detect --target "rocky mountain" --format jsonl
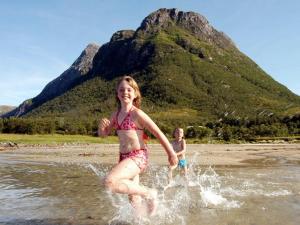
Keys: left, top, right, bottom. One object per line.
{"left": 3, "top": 43, "right": 100, "bottom": 117}
{"left": 0, "top": 105, "right": 16, "bottom": 116}
{"left": 3, "top": 8, "right": 300, "bottom": 122}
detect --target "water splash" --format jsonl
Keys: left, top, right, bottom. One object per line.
{"left": 87, "top": 163, "right": 108, "bottom": 178}
{"left": 86, "top": 153, "right": 298, "bottom": 225}
{"left": 1, "top": 153, "right": 298, "bottom": 225}
{"left": 87, "top": 164, "right": 102, "bottom": 177}
{"left": 87, "top": 155, "right": 243, "bottom": 224}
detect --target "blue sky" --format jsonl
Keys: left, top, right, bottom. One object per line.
{"left": 1, "top": 0, "right": 299, "bottom": 106}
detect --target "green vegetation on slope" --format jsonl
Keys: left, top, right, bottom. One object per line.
{"left": 2, "top": 19, "right": 299, "bottom": 140}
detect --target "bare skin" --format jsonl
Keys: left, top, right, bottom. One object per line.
{"left": 168, "top": 128, "right": 188, "bottom": 184}
{"left": 98, "top": 80, "right": 178, "bottom": 216}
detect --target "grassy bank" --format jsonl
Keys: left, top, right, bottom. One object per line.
{"left": 0, "top": 133, "right": 118, "bottom": 145}
{"left": 0, "top": 133, "right": 236, "bottom": 145}
{"left": 1, "top": 133, "right": 299, "bottom": 145}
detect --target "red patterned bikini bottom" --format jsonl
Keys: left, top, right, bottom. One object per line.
{"left": 119, "top": 148, "right": 148, "bottom": 172}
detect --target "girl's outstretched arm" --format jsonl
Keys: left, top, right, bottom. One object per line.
{"left": 98, "top": 112, "right": 116, "bottom": 137}
{"left": 136, "top": 110, "right": 178, "bottom": 166}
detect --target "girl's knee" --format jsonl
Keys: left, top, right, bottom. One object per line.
{"left": 104, "top": 176, "right": 117, "bottom": 191}
{"left": 105, "top": 176, "right": 129, "bottom": 193}
{"left": 129, "top": 194, "right": 141, "bottom": 204}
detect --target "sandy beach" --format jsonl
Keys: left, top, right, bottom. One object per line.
{"left": 1, "top": 143, "right": 300, "bottom": 167}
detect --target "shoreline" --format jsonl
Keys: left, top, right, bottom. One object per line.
{"left": 1, "top": 143, "right": 300, "bottom": 167}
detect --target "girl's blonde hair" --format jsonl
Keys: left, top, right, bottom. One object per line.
{"left": 116, "top": 75, "right": 142, "bottom": 108}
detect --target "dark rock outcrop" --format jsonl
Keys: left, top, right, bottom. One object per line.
{"left": 110, "top": 30, "right": 135, "bottom": 42}
{"left": 137, "top": 8, "right": 236, "bottom": 49}
{"left": 90, "top": 30, "right": 154, "bottom": 80}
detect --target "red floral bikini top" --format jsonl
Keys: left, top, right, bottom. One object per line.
{"left": 115, "top": 107, "right": 143, "bottom": 131}
{"left": 114, "top": 107, "right": 150, "bottom": 141}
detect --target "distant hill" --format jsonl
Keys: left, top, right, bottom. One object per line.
{"left": 0, "top": 105, "right": 16, "bottom": 116}
{"left": 2, "top": 8, "right": 300, "bottom": 124}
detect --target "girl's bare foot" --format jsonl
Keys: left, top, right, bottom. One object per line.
{"left": 146, "top": 189, "right": 158, "bottom": 216}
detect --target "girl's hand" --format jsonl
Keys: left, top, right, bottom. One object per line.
{"left": 169, "top": 164, "right": 177, "bottom": 170}
{"left": 99, "top": 118, "right": 110, "bottom": 136}
{"left": 168, "top": 153, "right": 178, "bottom": 167}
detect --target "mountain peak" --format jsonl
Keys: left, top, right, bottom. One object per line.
{"left": 140, "top": 8, "right": 208, "bottom": 29}
{"left": 139, "top": 8, "right": 235, "bottom": 48}
{"left": 72, "top": 43, "right": 100, "bottom": 74}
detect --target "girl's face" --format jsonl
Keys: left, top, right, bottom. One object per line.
{"left": 174, "top": 128, "right": 184, "bottom": 139}
{"left": 117, "top": 80, "right": 137, "bottom": 105}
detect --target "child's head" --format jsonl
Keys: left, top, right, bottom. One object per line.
{"left": 173, "top": 127, "right": 184, "bottom": 139}
{"left": 116, "top": 76, "right": 141, "bottom": 108}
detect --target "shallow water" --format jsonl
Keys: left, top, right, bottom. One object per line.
{"left": 0, "top": 153, "right": 299, "bottom": 225}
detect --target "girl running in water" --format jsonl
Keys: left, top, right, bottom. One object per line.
{"left": 98, "top": 76, "right": 178, "bottom": 216}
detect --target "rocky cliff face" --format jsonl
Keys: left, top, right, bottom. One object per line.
{"left": 35, "top": 43, "right": 100, "bottom": 103}
{"left": 137, "top": 8, "right": 236, "bottom": 49}
{"left": 90, "top": 29, "right": 154, "bottom": 80}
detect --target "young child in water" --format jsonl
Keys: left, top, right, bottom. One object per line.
{"left": 168, "top": 128, "right": 188, "bottom": 184}
{"left": 98, "top": 75, "right": 178, "bottom": 216}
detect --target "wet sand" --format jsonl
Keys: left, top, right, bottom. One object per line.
{"left": 1, "top": 143, "right": 300, "bottom": 166}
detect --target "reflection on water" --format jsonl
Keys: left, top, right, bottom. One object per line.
{"left": 0, "top": 153, "right": 299, "bottom": 225}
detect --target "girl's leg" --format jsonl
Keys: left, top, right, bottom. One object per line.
{"left": 128, "top": 175, "right": 146, "bottom": 216}
{"left": 105, "top": 158, "right": 157, "bottom": 215}
{"left": 105, "top": 158, "right": 148, "bottom": 196}
{"left": 183, "top": 165, "right": 188, "bottom": 184}
{"left": 184, "top": 165, "right": 188, "bottom": 177}
{"left": 128, "top": 175, "right": 142, "bottom": 208}
{"left": 168, "top": 165, "right": 177, "bottom": 184}
{"left": 128, "top": 175, "right": 141, "bottom": 204}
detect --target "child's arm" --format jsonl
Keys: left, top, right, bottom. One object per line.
{"left": 136, "top": 110, "right": 178, "bottom": 166}
{"left": 98, "top": 112, "right": 116, "bottom": 137}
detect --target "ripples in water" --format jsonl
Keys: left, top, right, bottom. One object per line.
{"left": 0, "top": 153, "right": 299, "bottom": 225}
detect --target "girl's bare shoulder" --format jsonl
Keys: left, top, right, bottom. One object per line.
{"left": 131, "top": 107, "right": 152, "bottom": 128}
{"left": 131, "top": 107, "right": 147, "bottom": 118}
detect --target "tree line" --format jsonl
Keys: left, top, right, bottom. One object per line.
{"left": 0, "top": 117, "right": 99, "bottom": 135}
{"left": 0, "top": 114, "right": 299, "bottom": 142}
{"left": 182, "top": 114, "right": 300, "bottom": 141}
